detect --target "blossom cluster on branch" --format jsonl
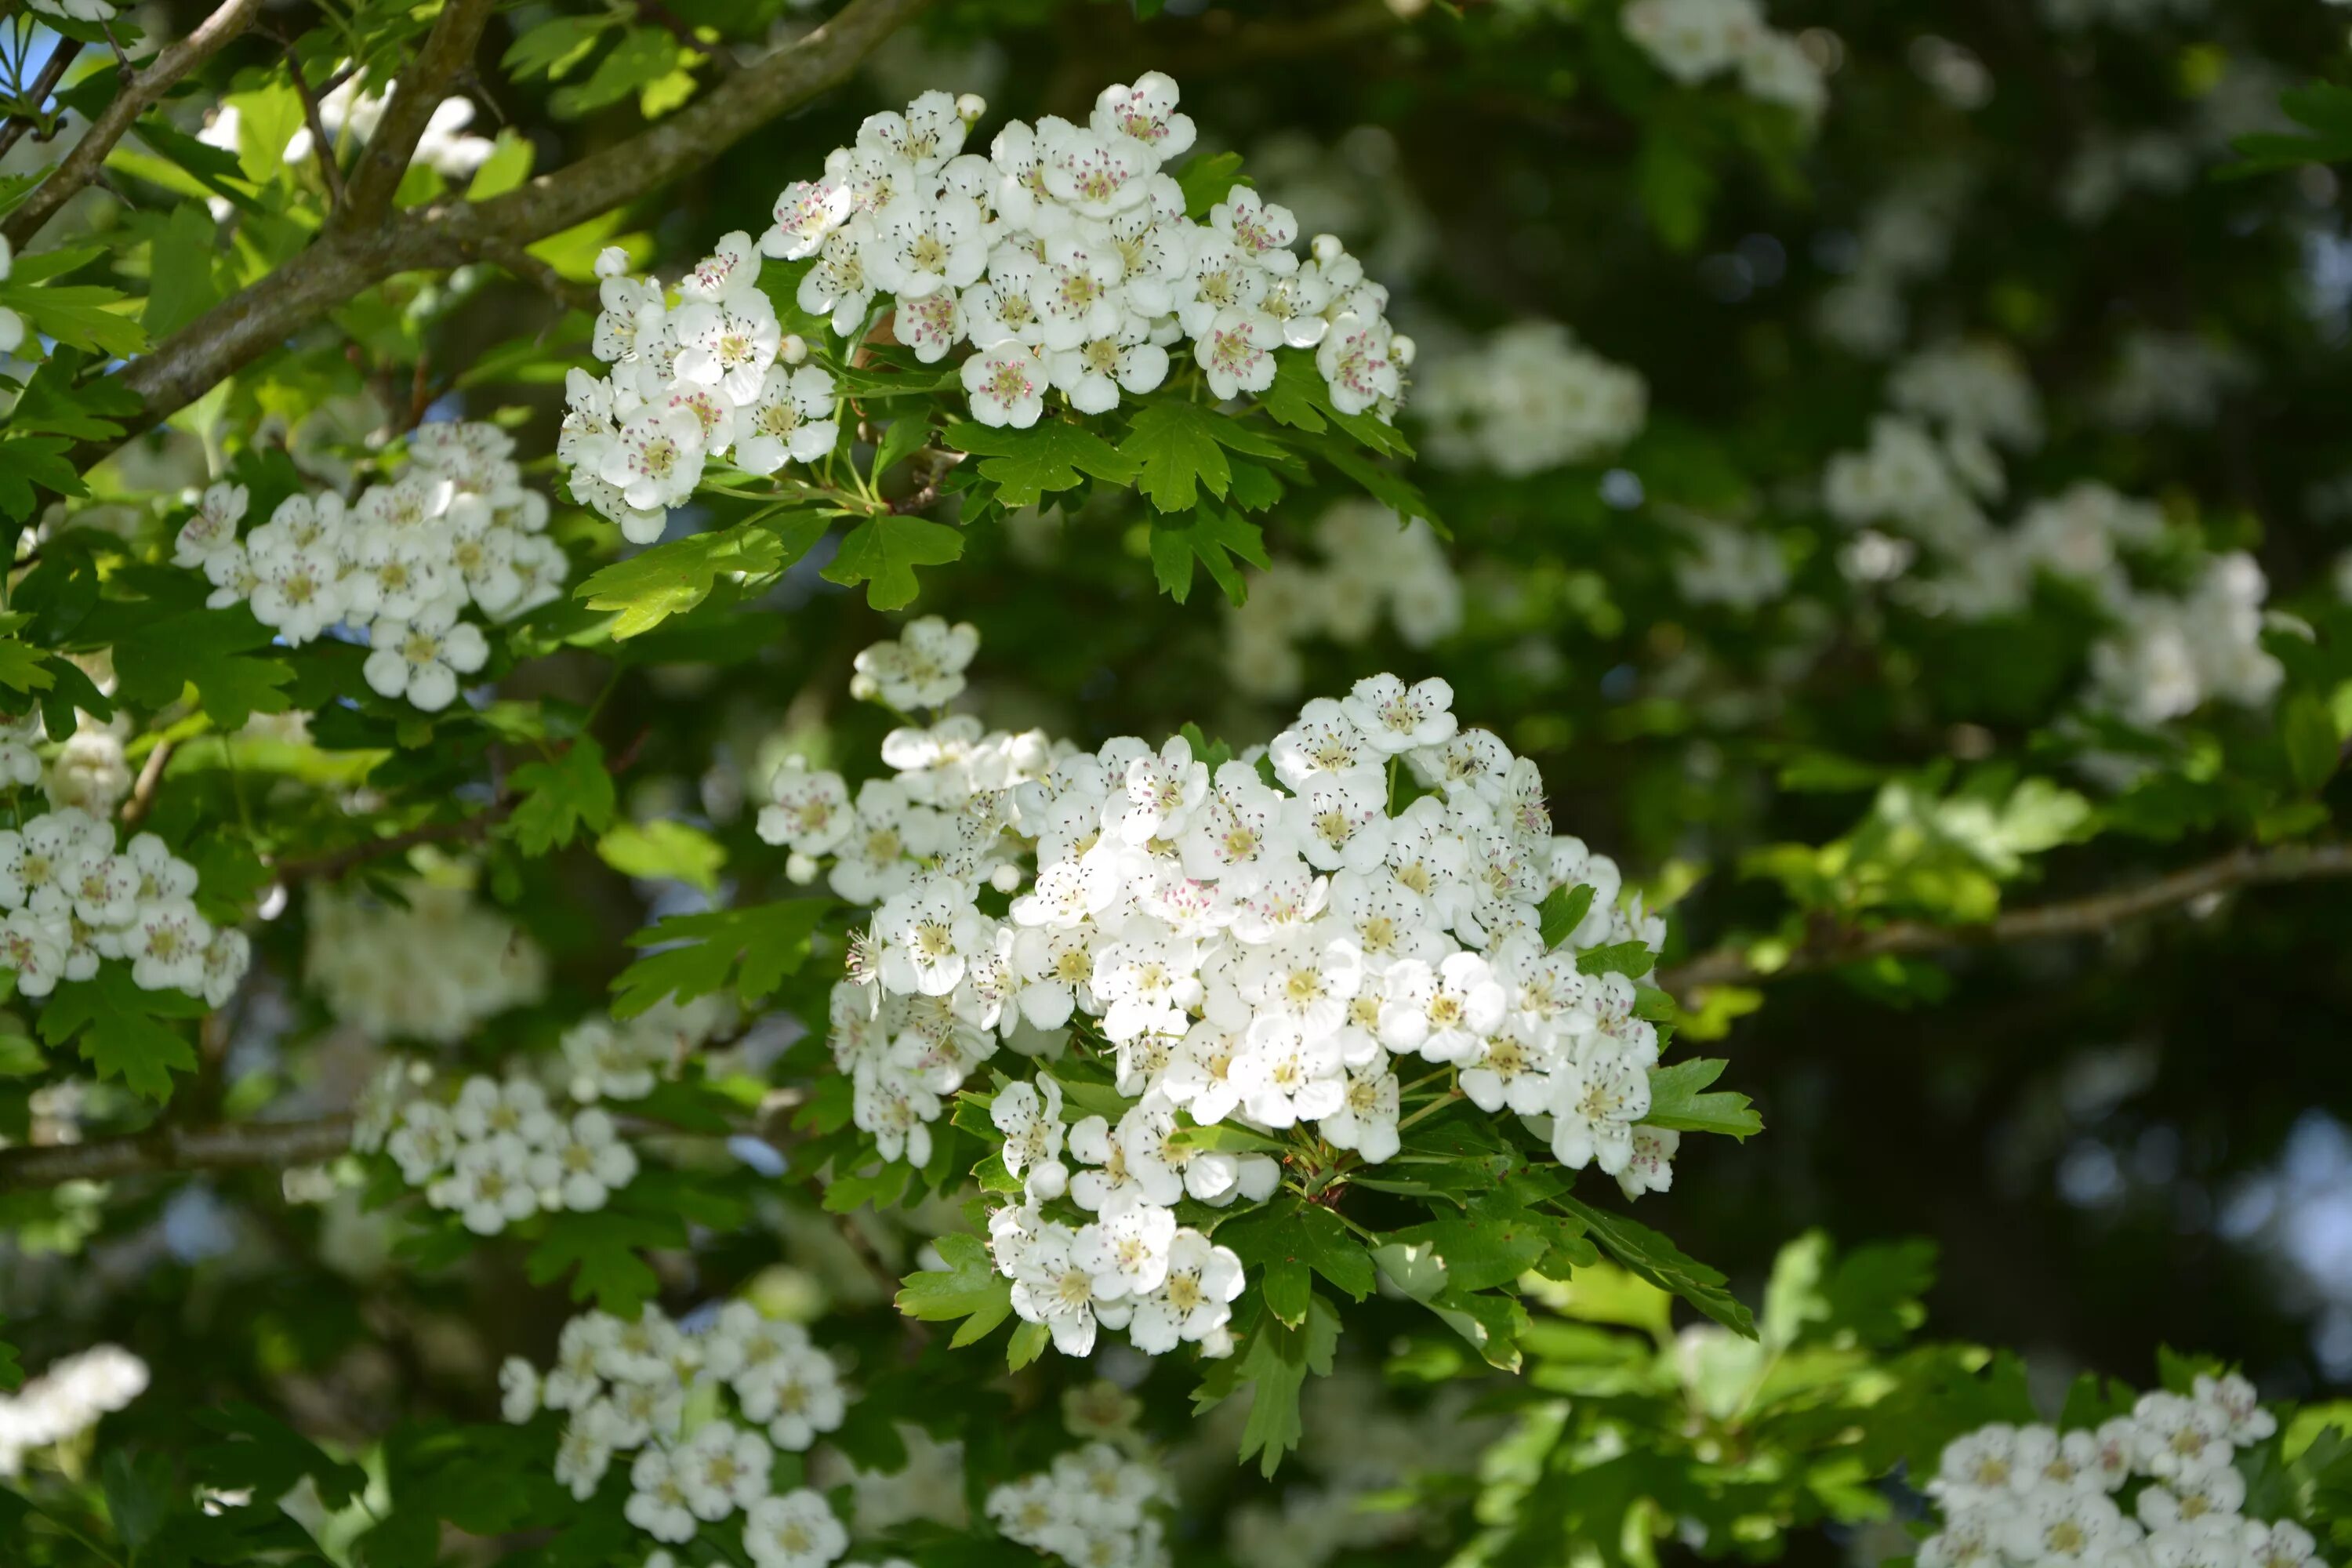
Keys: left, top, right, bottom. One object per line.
{"left": 0, "top": 806, "right": 248, "bottom": 1004}
{"left": 174, "top": 423, "right": 567, "bottom": 712}
{"left": 556, "top": 73, "right": 1407, "bottom": 542}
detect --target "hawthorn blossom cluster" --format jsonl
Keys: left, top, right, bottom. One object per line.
{"left": 0, "top": 807, "right": 249, "bottom": 1004}
{"left": 1225, "top": 501, "right": 1461, "bottom": 702}
{"left": 985, "top": 1443, "right": 1173, "bottom": 1568}
{"left": 557, "top": 73, "right": 1406, "bottom": 541}
{"left": 199, "top": 77, "right": 495, "bottom": 191}
{"left": 1918, "top": 1373, "right": 2324, "bottom": 1568}
{"left": 1417, "top": 322, "right": 1648, "bottom": 477}
{"left": 305, "top": 880, "right": 547, "bottom": 1044}
{"left": 763, "top": 627, "right": 1675, "bottom": 1360}
{"left": 0, "top": 1345, "right": 147, "bottom": 1478}
{"left": 368, "top": 1071, "right": 641, "bottom": 1235}
{"left": 1814, "top": 165, "right": 1971, "bottom": 358}
{"left": 174, "top": 422, "right": 564, "bottom": 712}
{"left": 500, "top": 1303, "right": 854, "bottom": 1566}
{"left": 1823, "top": 376, "right": 2283, "bottom": 729}
{"left": 1620, "top": 0, "right": 1828, "bottom": 123}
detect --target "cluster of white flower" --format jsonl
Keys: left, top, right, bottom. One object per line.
{"left": 199, "top": 78, "right": 495, "bottom": 187}
{"left": 985, "top": 1443, "right": 1172, "bottom": 1568}
{"left": 0, "top": 1345, "right": 147, "bottom": 1478}
{"left": 1620, "top": 0, "right": 1828, "bottom": 123}
{"left": 0, "top": 807, "right": 249, "bottom": 1004}
{"left": 1815, "top": 165, "right": 1971, "bottom": 358}
{"left": 368, "top": 1072, "right": 640, "bottom": 1234}
{"left": 0, "top": 238, "right": 22, "bottom": 359}
{"left": 767, "top": 627, "right": 1675, "bottom": 1360}
{"left": 557, "top": 74, "right": 1406, "bottom": 542}
{"left": 502, "top": 1303, "right": 856, "bottom": 1567}
{"left": 305, "top": 880, "right": 547, "bottom": 1044}
{"left": 2098, "top": 330, "right": 2256, "bottom": 430}
{"left": 174, "top": 423, "right": 563, "bottom": 712}
{"left": 1918, "top": 1373, "right": 2324, "bottom": 1568}
{"left": 1671, "top": 514, "right": 1791, "bottom": 611}
{"left": 1822, "top": 405, "right": 2285, "bottom": 728}
{"left": 1887, "top": 339, "right": 2044, "bottom": 452}
{"left": 1225, "top": 502, "right": 1461, "bottom": 702}
{"left": 1417, "top": 322, "right": 1648, "bottom": 477}
{"left": 562, "top": 999, "right": 723, "bottom": 1102}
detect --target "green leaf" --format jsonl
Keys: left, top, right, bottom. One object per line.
{"left": 578, "top": 512, "right": 827, "bottom": 638}
{"left": 1642, "top": 1058, "right": 1762, "bottom": 1139}
{"left": 466, "top": 130, "right": 535, "bottom": 201}
{"left": 506, "top": 737, "right": 616, "bottom": 855}
{"left": 1148, "top": 506, "right": 1269, "bottom": 605}
{"left": 1007, "top": 1319, "right": 1050, "bottom": 1370}
{"left": 526, "top": 1210, "right": 684, "bottom": 1316}
{"left": 548, "top": 27, "right": 686, "bottom": 118}
{"left": 895, "top": 1232, "right": 1014, "bottom": 1348}
{"left": 0, "top": 281, "right": 148, "bottom": 358}
{"left": 1262, "top": 1258, "right": 1312, "bottom": 1328}
{"left": 611, "top": 899, "right": 832, "bottom": 1018}
{"left": 1577, "top": 939, "right": 1657, "bottom": 978}
{"left": 943, "top": 420, "right": 1138, "bottom": 510}
{"left": 0, "top": 435, "right": 88, "bottom": 522}
{"left": 1174, "top": 150, "right": 1249, "bottom": 218}
{"left": 111, "top": 606, "right": 295, "bottom": 731}
{"left": 502, "top": 12, "right": 619, "bottom": 79}
{"left": 37, "top": 967, "right": 205, "bottom": 1102}
{"left": 142, "top": 201, "right": 224, "bottom": 337}
{"left": 1198, "top": 1294, "right": 1339, "bottom": 1478}
{"left": 821, "top": 514, "right": 964, "bottom": 611}
{"left": 597, "top": 819, "right": 726, "bottom": 891}
{"left": 1557, "top": 1195, "right": 1756, "bottom": 1338}
{"left": 102, "top": 1449, "right": 174, "bottom": 1548}
{"left": 0, "top": 639, "right": 56, "bottom": 699}
{"left": 193, "top": 1403, "right": 367, "bottom": 1509}
{"left": 1539, "top": 883, "right": 1595, "bottom": 949}
{"left": 1123, "top": 401, "right": 1235, "bottom": 512}
{"left": 2284, "top": 691, "right": 2340, "bottom": 795}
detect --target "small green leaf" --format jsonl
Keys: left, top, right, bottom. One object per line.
{"left": 37, "top": 966, "right": 205, "bottom": 1102}
{"left": 2284, "top": 691, "right": 2340, "bottom": 795}
{"left": 1149, "top": 506, "right": 1269, "bottom": 605}
{"left": 1577, "top": 939, "right": 1657, "bottom": 978}
{"left": 943, "top": 420, "right": 1137, "bottom": 510}
{"left": 579, "top": 512, "right": 826, "bottom": 638}
{"left": 610, "top": 899, "right": 832, "bottom": 1018}
{"left": 821, "top": 514, "right": 964, "bottom": 611}
{"left": 597, "top": 819, "right": 726, "bottom": 891}
{"left": 506, "top": 737, "right": 617, "bottom": 855}
{"left": 1539, "top": 884, "right": 1595, "bottom": 949}
{"left": 1007, "top": 1319, "right": 1050, "bottom": 1370}
{"left": 1643, "top": 1058, "right": 1762, "bottom": 1139}
{"left": 1174, "top": 150, "right": 1249, "bottom": 218}
{"left": 1558, "top": 1194, "right": 1756, "bottom": 1338}
{"left": 526, "top": 1210, "right": 682, "bottom": 1316}
{"left": 1262, "top": 1258, "right": 1311, "bottom": 1329}
{"left": 895, "top": 1232, "right": 1014, "bottom": 1348}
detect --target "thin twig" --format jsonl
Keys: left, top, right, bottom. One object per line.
{"left": 118, "top": 739, "right": 172, "bottom": 826}
{"left": 0, "top": 38, "right": 83, "bottom": 162}
{"left": 75, "top": 0, "right": 932, "bottom": 459}
{"left": 282, "top": 37, "right": 346, "bottom": 213}
{"left": 268, "top": 800, "right": 514, "bottom": 886}
{"left": 1658, "top": 840, "right": 2352, "bottom": 995}
{"left": 333, "top": 0, "right": 498, "bottom": 230}
{"left": 2, "top": 0, "right": 265, "bottom": 250}
{"left": 0, "top": 1115, "right": 354, "bottom": 1189}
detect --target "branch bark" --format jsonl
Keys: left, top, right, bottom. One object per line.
{"left": 82, "top": 0, "right": 930, "bottom": 460}
{"left": 0, "top": 1115, "right": 353, "bottom": 1189}
{"left": 2, "top": 0, "right": 267, "bottom": 251}
{"left": 334, "top": 0, "right": 499, "bottom": 230}
{"left": 1657, "top": 840, "right": 2352, "bottom": 994}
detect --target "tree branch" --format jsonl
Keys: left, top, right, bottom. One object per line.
{"left": 334, "top": 0, "right": 499, "bottom": 231}
{"left": 2, "top": 0, "right": 267, "bottom": 251}
{"left": 1657, "top": 840, "right": 2352, "bottom": 994}
{"left": 82, "top": 0, "right": 930, "bottom": 461}
{"left": 0, "top": 1115, "right": 353, "bottom": 1189}
{"left": 269, "top": 799, "right": 514, "bottom": 885}
{"left": 0, "top": 38, "right": 84, "bottom": 163}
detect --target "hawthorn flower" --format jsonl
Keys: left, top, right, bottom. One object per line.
{"left": 1091, "top": 71, "right": 1196, "bottom": 164}
{"left": 742, "top": 1489, "right": 848, "bottom": 1568}
{"left": 1378, "top": 951, "right": 1506, "bottom": 1064}
{"left": 796, "top": 227, "right": 879, "bottom": 338}
{"left": 1209, "top": 187, "right": 1300, "bottom": 274}
{"left": 601, "top": 405, "right": 706, "bottom": 515}
{"left": 1615, "top": 1124, "right": 1679, "bottom": 1200}
{"left": 529, "top": 1109, "right": 640, "bottom": 1210}
{"left": 364, "top": 601, "right": 489, "bottom": 713}
{"left": 992, "top": 1076, "right": 1069, "bottom": 1201}
{"left": 1196, "top": 307, "right": 1280, "bottom": 400}
{"left": 1548, "top": 1043, "right": 1650, "bottom": 1174}
{"left": 864, "top": 195, "right": 989, "bottom": 298}
{"left": 1039, "top": 124, "right": 1152, "bottom": 218}
{"left": 0, "top": 909, "right": 67, "bottom": 998}
{"left": 961, "top": 340, "right": 1049, "bottom": 427}
{"left": 624, "top": 1444, "right": 699, "bottom": 1544}
{"left": 735, "top": 365, "right": 840, "bottom": 476}
{"left": 672, "top": 292, "right": 783, "bottom": 405}
{"left": 1074, "top": 1199, "right": 1176, "bottom": 1298}
{"left": 1319, "top": 1063, "right": 1401, "bottom": 1163}
{"left": 1344, "top": 673, "right": 1458, "bottom": 753}
{"left": 1317, "top": 311, "right": 1401, "bottom": 416}
{"left": 125, "top": 898, "right": 212, "bottom": 994}
{"left": 679, "top": 1421, "right": 771, "bottom": 1521}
